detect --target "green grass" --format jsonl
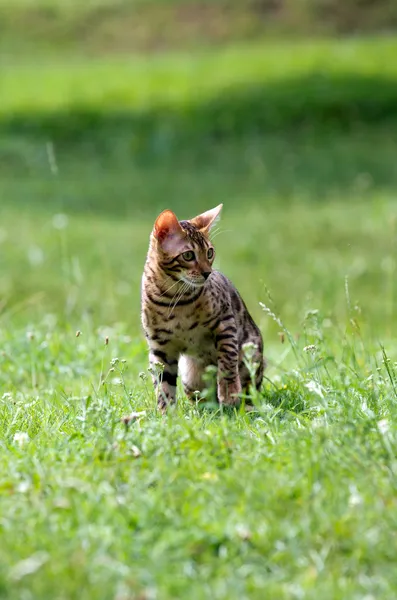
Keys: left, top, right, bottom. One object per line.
{"left": 2, "top": 36, "right": 397, "bottom": 598}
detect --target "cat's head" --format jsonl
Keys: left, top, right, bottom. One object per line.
{"left": 150, "top": 204, "right": 222, "bottom": 287}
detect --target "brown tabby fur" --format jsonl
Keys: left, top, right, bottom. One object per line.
{"left": 141, "top": 204, "right": 265, "bottom": 411}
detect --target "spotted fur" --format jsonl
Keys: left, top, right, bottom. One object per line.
{"left": 141, "top": 204, "right": 265, "bottom": 411}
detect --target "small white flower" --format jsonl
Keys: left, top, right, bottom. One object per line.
{"left": 242, "top": 342, "right": 256, "bottom": 351}
{"left": 130, "top": 445, "right": 141, "bottom": 458}
{"left": 9, "top": 552, "right": 49, "bottom": 581}
{"left": 13, "top": 432, "right": 30, "bottom": 447}
{"left": 349, "top": 484, "right": 363, "bottom": 507}
{"left": 305, "top": 380, "right": 324, "bottom": 398}
{"left": 304, "top": 345, "right": 317, "bottom": 353}
{"left": 27, "top": 246, "right": 44, "bottom": 266}
{"left": 361, "top": 401, "right": 375, "bottom": 419}
{"left": 312, "top": 417, "right": 327, "bottom": 429}
{"left": 17, "top": 481, "right": 30, "bottom": 493}
{"left": 378, "top": 419, "right": 389, "bottom": 435}
{"left": 52, "top": 213, "right": 69, "bottom": 230}
{"left": 235, "top": 523, "right": 252, "bottom": 540}
{"left": 312, "top": 481, "right": 322, "bottom": 494}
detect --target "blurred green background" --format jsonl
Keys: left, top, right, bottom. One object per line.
{"left": 1, "top": 0, "right": 397, "bottom": 341}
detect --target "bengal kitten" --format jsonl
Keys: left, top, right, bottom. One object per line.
{"left": 141, "top": 204, "right": 265, "bottom": 411}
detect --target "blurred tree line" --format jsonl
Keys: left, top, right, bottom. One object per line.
{"left": 2, "top": 0, "right": 396, "bottom": 59}
{"left": 254, "top": 0, "right": 397, "bottom": 33}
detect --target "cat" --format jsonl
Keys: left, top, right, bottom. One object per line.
{"left": 141, "top": 204, "right": 265, "bottom": 411}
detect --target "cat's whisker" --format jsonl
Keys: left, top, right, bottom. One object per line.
{"left": 160, "top": 277, "right": 182, "bottom": 298}
{"left": 211, "top": 228, "right": 232, "bottom": 241}
{"left": 209, "top": 227, "right": 221, "bottom": 240}
{"left": 168, "top": 282, "right": 189, "bottom": 317}
{"left": 168, "top": 281, "right": 188, "bottom": 313}
{"left": 166, "top": 287, "right": 182, "bottom": 315}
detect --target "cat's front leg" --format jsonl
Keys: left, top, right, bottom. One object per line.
{"left": 214, "top": 317, "right": 241, "bottom": 406}
{"left": 149, "top": 347, "right": 178, "bottom": 412}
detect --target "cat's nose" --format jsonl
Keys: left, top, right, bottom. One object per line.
{"left": 202, "top": 271, "right": 211, "bottom": 280}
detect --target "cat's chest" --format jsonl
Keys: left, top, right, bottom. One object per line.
{"left": 172, "top": 318, "right": 213, "bottom": 348}
{"left": 144, "top": 295, "right": 217, "bottom": 355}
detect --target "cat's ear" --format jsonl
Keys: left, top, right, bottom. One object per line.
{"left": 153, "top": 209, "right": 185, "bottom": 254}
{"left": 190, "top": 204, "right": 223, "bottom": 233}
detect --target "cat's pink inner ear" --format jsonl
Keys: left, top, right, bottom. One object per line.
{"left": 153, "top": 210, "right": 185, "bottom": 253}
{"left": 190, "top": 204, "right": 223, "bottom": 233}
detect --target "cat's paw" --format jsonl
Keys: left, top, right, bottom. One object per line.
{"left": 157, "top": 394, "right": 176, "bottom": 414}
{"left": 218, "top": 380, "right": 242, "bottom": 406}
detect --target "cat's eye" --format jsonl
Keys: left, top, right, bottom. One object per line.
{"left": 207, "top": 248, "right": 214, "bottom": 260}
{"left": 182, "top": 251, "right": 195, "bottom": 262}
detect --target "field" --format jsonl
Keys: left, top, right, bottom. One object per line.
{"left": 2, "top": 21, "right": 397, "bottom": 599}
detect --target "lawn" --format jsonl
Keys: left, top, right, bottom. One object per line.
{"left": 1, "top": 33, "right": 397, "bottom": 599}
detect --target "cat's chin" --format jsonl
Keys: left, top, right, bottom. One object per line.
{"left": 182, "top": 277, "right": 205, "bottom": 288}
